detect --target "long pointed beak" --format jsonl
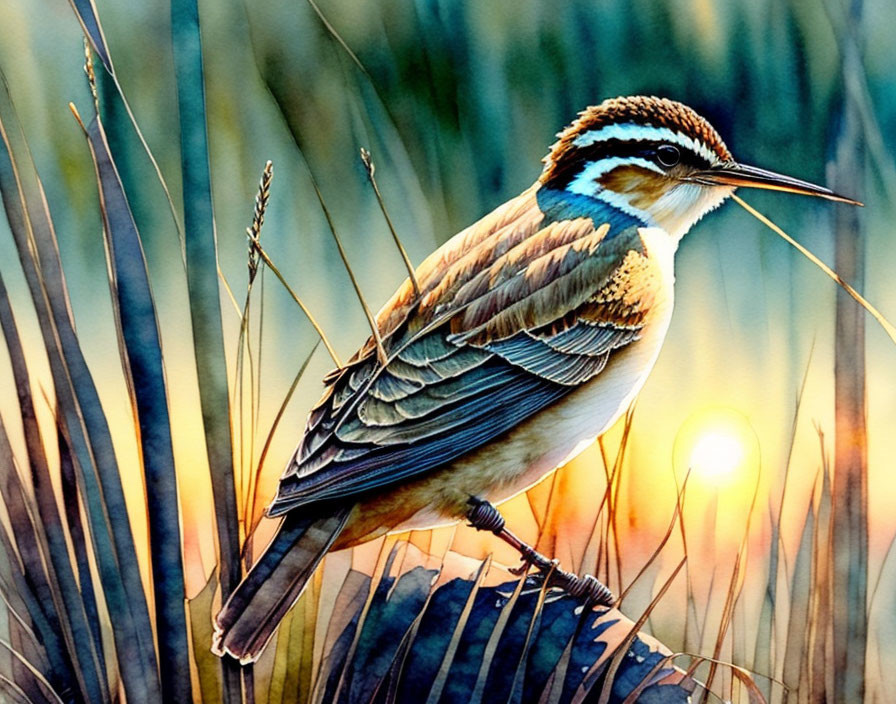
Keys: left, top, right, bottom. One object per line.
{"left": 687, "top": 163, "right": 863, "bottom": 206}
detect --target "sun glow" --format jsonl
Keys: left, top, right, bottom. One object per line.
{"left": 689, "top": 430, "right": 745, "bottom": 482}
{"left": 674, "top": 408, "right": 759, "bottom": 489}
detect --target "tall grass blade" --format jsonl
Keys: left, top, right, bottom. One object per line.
{"left": 71, "top": 15, "right": 185, "bottom": 254}
{"left": 245, "top": 238, "right": 341, "bottom": 367}
{"left": 0, "top": 640, "right": 66, "bottom": 704}
{"left": 809, "top": 428, "right": 834, "bottom": 701}
{"left": 581, "top": 557, "right": 686, "bottom": 704}
{"left": 468, "top": 573, "right": 528, "bottom": 704}
{"left": 0, "top": 417, "right": 74, "bottom": 698}
{"left": 423, "top": 557, "right": 491, "bottom": 704}
{"left": 170, "top": 0, "right": 240, "bottom": 589}
{"left": 188, "top": 570, "right": 224, "bottom": 704}
{"left": 309, "top": 178, "right": 388, "bottom": 365}
{"left": 0, "top": 546, "right": 69, "bottom": 703}
{"left": 65, "top": 0, "right": 112, "bottom": 72}
{"left": 359, "top": 148, "right": 419, "bottom": 297}
{"left": 781, "top": 497, "right": 815, "bottom": 694}
{"left": 237, "top": 162, "right": 272, "bottom": 537}
{"left": 0, "top": 275, "right": 107, "bottom": 702}
{"left": 171, "top": 0, "right": 241, "bottom": 702}
{"left": 53, "top": 421, "right": 106, "bottom": 680}
{"left": 0, "top": 284, "right": 69, "bottom": 651}
{"left": 0, "top": 585, "right": 46, "bottom": 673}
{"left": 3, "top": 616, "right": 39, "bottom": 704}
{"left": 305, "top": 0, "right": 369, "bottom": 76}
{"left": 169, "top": 0, "right": 243, "bottom": 696}
{"left": 0, "top": 75, "right": 160, "bottom": 701}
{"left": 246, "top": 342, "right": 319, "bottom": 539}
{"left": 0, "top": 674, "right": 36, "bottom": 704}
{"left": 610, "top": 406, "right": 637, "bottom": 591}
{"left": 79, "top": 109, "right": 193, "bottom": 702}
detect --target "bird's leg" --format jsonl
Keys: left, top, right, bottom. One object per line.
{"left": 465, "top": 497, "right": 615, "bottom": 607}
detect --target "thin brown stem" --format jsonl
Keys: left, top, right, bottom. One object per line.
{"left": 248, "top": 236, "right": 341, "bottom": 367}
{"left": 360, "top": 147, "right": 420, "bottom": 297}
{"left": 309, "top": 178, "right": 388, "bottom": 365}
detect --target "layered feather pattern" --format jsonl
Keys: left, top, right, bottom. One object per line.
{"left": 268, "top": 185, "right": 663, "bottom": 515}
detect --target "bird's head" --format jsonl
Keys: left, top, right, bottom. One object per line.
{"left": 540, "top": 95, "right": 860, "bottom": 239}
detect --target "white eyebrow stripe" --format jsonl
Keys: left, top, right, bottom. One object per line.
{"left": 571, "top": 123, "right": 719, "bottom": 165}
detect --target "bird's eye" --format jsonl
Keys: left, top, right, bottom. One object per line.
{"left": 655, "top": 144, "right": 681, "bottom": 168}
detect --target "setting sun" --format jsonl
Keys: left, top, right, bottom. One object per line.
{"left": 673, "top": 408, "right": 760, "bottom": 489}
{"left": 690, "top": 430, "right": 745, "bottom": 482}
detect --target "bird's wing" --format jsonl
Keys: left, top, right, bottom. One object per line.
{"left": 268, "top": 193, "right": 665, "bottom": 515}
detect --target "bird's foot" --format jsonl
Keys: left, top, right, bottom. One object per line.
{"left": 507, "top": 552, "right": 538, "bottom": 577}
{"left": 465, "top": 497, "right": 615, "bottom": 607}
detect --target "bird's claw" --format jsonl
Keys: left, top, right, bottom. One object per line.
{"left": 464, "top": 497, "right": 615, "bottom": 607}
{"left": 508, "top": 548, "right": 542, "bottom": 576}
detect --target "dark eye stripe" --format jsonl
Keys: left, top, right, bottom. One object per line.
{"left": 542, "top": 138, "right": 711, "bottom": 189}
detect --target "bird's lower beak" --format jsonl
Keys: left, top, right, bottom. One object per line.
{"left": 687, "top": 163, "right": 863, "bottom": 206}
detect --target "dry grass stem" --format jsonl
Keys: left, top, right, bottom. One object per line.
{"left": 248, "top": 236, "right": 342, "bottom": 367}
{"left": 82, "top": 40, "right": 98, "bottom": 114}
{"left": 309, "top": 177, "right": 388, "bottom": 365}
{"left": 589, "top": 557, "right": 687, "bottom": 704}
{"left": 733, "top": 194, "right": 896, "bottom": 344}
{"left": 360, "top": 147, "right": 420, "bottom": 297}
{"left": 247, "top": 161, "right": 273, "bottom": 285}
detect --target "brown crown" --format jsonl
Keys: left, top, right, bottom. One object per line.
{"left": 541, "top": 96, "right": 732, "bottom": 185}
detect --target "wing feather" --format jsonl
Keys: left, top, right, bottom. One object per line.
{"left": 482, "top": 333, "right": 612, "bottom": 385}
{"left": 267, "top": 188, "right": 663, "bottom": 515}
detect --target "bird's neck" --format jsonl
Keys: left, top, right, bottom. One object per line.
{"left": 535, "top": 185, "right": 651, "bottom": 233}
{"left": 536, "top": 181, "right": 730, "bottom": 241}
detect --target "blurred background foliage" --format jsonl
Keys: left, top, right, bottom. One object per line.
{"left": 0, "top": 0, "right": 895, "bottom": 701}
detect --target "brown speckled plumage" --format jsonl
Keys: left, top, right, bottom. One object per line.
{"left": 275, "top": 185, "right": 659, "bottom": 511}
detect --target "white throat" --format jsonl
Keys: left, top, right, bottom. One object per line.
{"left": 647, "top": 182, "right": 734, "bottom": 240}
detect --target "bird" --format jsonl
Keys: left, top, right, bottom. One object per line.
{"left": 212, "top": 95, "right": 859, "bottom": 663}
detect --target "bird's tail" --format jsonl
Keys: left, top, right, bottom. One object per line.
{"left": 212, "top": 508, "right": 351, "bottom": 663}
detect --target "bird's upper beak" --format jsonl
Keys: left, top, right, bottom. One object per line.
{"left": 687, "top": 162, "right": 863, "bottom": 206}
